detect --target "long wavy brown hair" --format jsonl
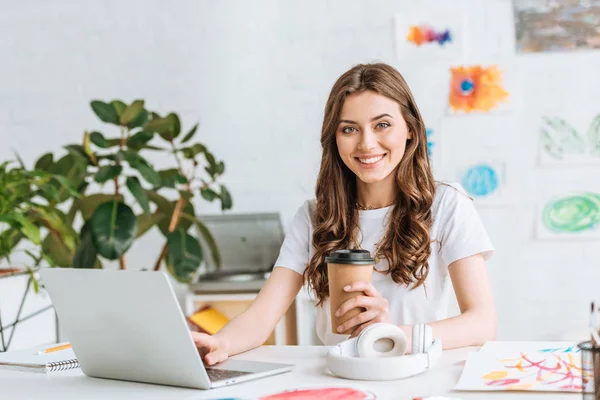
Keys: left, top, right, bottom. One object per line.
{"left": 304, "top": 63, "right": 436, "bottom": 305}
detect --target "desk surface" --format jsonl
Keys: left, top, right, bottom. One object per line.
{"left": 0, "top": 345, "right": 582, "bottom": 400}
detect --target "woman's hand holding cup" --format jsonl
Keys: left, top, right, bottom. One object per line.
{"left": 335, "top": 281, "right": 391, "bottom": 337}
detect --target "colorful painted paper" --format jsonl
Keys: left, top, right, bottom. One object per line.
{"left": 210, "top": 387, "right": 376, "bottom": 400}
{"left": 539, "top": 114, "right": 600, "bottom": 166}
{"left": 537, "top": 193, "right": 600, "bottom": 239}
{"left": 456, "top": 342, "right": 593, "bottom": 393}
{"left": 449, "top": 65, "right": 509, "bottom": 113}
{"left": 394, "top": 6, "right": 466, "bottom": 61}
{"left": 260, "top": 387, "right": 375, "bottom": 400}
{"left": 513, "top": 0, "right": 600, "bottom": 53}
{"left": 455, "top": 160, "right": 511, "bottom": 206}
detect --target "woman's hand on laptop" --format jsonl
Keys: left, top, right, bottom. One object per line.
{"left": 191, "top": 332, "right": 230, "bottom": 366}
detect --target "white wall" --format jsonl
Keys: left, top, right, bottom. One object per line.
{"left": 1, "top": 0, "right": 599, "bottom": 349}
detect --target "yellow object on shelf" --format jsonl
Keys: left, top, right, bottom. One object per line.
{"left": 188, "top": 307, "right": 229, "bottom": 335}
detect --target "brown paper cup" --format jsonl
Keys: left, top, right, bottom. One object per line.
{"left": 326, "top": 250, "right": 375, "bottom": 335}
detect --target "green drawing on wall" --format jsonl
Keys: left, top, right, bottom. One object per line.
{"left": 540, "top": 116, "right": 585, "bottom": 160}
{"left": 542, "top": 193, "right": 600, "bottom": 233}
{"left": 540, "top": 114, "right": 600, "bottom": 160}
{"left": 587, "top": 114, "right": 600, "bottom": 157}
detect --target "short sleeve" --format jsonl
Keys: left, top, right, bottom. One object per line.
{"left": 436, "top": 183, "right": 494, "bottom": 266}
{"left": 273, "top": 201, "right": 312, "bottom": 276}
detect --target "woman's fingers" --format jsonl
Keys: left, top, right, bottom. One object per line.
{"left": 204, "top": 349, "right": 228, "bottom": 366}
{"left": 337, "top": 309, "right": 379, "bottom": 333}
{"left": 343, "top": 281, "right": 380, "bottom": 297}
{"left": 336, "top": 295, "right": 387, "bottom": 318}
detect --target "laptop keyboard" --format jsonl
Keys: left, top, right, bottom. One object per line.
{"left": 205, "top": 367, "right": 252, "bottom": 382}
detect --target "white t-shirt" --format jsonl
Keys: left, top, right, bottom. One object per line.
{"left": 274, "top": 181, "right": 494, "bottom": 345}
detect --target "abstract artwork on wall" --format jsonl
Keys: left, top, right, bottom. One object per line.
{"left": 394, "top": 6, "right": 466, "bottom": 61}
{"left": 456, "top": 160, "right": 511, "bottom": 206}
{"left": 537, "top": 192, "right": 600, "bottom": 239}
{"left": 448, "top": 65, "right": 509, "bottom": 114}
{"left": 539, "top": 114, "right": 600, "bottom": 166}
{"left": 513, "top": 0, "right": 600, "bottom": 53}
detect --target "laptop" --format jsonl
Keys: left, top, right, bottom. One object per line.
{"left": 40, "top": 268, "right": 293, "bottom": 389}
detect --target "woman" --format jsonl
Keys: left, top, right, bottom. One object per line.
{"left": 194, "top": 63, "right": 497, "bottom": 366}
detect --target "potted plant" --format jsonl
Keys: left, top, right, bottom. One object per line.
{"left": 0, "top": 160, "right": 80, "bottom": 288}
{"left": 32, "top": 99, "right": 232, "bottom": 282}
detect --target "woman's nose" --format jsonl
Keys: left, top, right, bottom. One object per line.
{"left": 357, "top": 129, "right": 377, "bottom": 151}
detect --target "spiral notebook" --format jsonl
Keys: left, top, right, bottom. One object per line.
{"left": 0, "top": 343, "right": 79, "bottom": 373}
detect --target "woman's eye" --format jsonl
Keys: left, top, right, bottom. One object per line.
{"left": 376, "top": 122, "right": 390, "bottom": 129}
{"left": 342, "top": 126, "right": 356, "bottom": 134}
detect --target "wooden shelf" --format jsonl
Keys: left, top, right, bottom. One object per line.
{"left": 185, "top": 292, "right": 297, "bottom": 346}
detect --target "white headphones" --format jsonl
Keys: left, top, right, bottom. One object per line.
{"left": 326, "top": 323, "right": 442, "bottom": 381}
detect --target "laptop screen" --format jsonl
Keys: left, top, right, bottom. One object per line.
{"left": 195, "top": 213, "right": 284, "bottom": 274}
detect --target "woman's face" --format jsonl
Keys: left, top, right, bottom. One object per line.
{"left": 335, "top": 90, "right": 412, "bottom": 184}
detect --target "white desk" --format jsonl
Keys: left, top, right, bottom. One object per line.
{"left": 0, "top": 346, "right": 582, "bottom": 400}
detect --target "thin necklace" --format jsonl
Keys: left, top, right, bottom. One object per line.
{"left": 356, "top": 200, "right": 395, "bottom": 211}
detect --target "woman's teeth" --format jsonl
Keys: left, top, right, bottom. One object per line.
{"left": 358, "top": 155, "right": 384, "bottom": 164}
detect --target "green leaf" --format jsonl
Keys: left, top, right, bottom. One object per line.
{"left": 64, "top": 145, "right": 90, "bottom": 163}
{"left": 180, "top": 124, "right": 198, "bottom": 144}
{"left": 144, "top": 117, "right": 173, "bottom": 136}
{"left": 158, "top": 201, "right": 195, "bottom": 236}
{"left": 144, "top": 113, "right": 181, "bottom": 141}
{"left": 127, "top": 109, "right": 149, "bottom": 129}
{"left": 0, "top": 230, "right": 23, "bottom": 260}
{"left": 72, "top": 221, "right": 98, "bottom": 268}
{"left": 94, "top": 165, "right": 123, "bottom": 183}
{"left": 136, "top": 211, "right": 165, "bottom": 238}
{"left": 90, "top": 131, "right": 109, "bottom": 148}
{"left": 182, "top": 213, "right": 221, "bottom": 268}
{"left": 120, "top": 100, "right": 145, "bottom": 126}
{"left": 42, "top": 233, "right": 73, "bottom": 267}
{"left": 141, "top": 145, "right": 167, "bottom": 151}
{"left": 204, "top": 151, "right": 220, "bottom": 177}
{"left": 216, "top": 161, "right": 225, "bottom": 175}
{"left": 78, "top": 193, "right": 123, "bottom": 220}
{"left": 27, "top": 268, "right": 40, "bottom": 293}
{"left": 200, "top": 187, "right": 218, "bottom": 202}
{"left": 34, "top": 207, "right": 78, "bottom": 251}
{"left": 220, "top": 185, "right": 233, "bottom": 210}
{"left": 168, "top": 113, "right": 181, "bottom": 138}
{"left": 12, "top": 214, "right": 41, "bottom": 245}
{"left": 34, "top": 153, "right": 54, "bottom": 171}
{"left": 83, "top": 131, "right": 98, "bottom": 165}
{"left": 175, "top": 173, "right": 188, "bottom": 184}
{"left": 158, "top": 169, "right": 179, "bottom": 188}
{"left": 182, "top": 143, "right": 206, "bottom": 159}
{"left": 127, "top": 131, "right": 153, "bottom": 150}
{"left": 166, "top": 229, "right": 203, "bottom": 283}
{"left": 90, "top": 201, "right": 137, "bottom": 260}
{"left": 123, "top": 151, "right": 162, "bottom": 187}
{"left": 91, "top": 100, "right": 120, "bottom": 125}
{"left": 110, "top": 100, "right": 127, "bottom": 118}
{"left": 52, "top": 175, "right": 81, "bottom": 198}
{"left": 14, "top": 152, "right": 25, "bottom": 168}
{"left": 48, "top": 154, "right": 87, "bottom": 203}
{"left": 126, "top": 176, "right": 150, "bottom": 215}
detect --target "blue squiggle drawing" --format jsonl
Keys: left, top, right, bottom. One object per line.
{"left": 426, "top": 128, "right": 434, "bottom": 157}
{"left": 461, "top": 164, "right": 499, "bottom": 197}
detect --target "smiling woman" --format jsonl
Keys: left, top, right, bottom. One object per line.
{"left": 191, "top": 63, "right": 497, "bottom": 367}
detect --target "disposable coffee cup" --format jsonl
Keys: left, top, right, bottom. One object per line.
{"left": 325, "top": 249, "right": 375, "bottom": 335}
